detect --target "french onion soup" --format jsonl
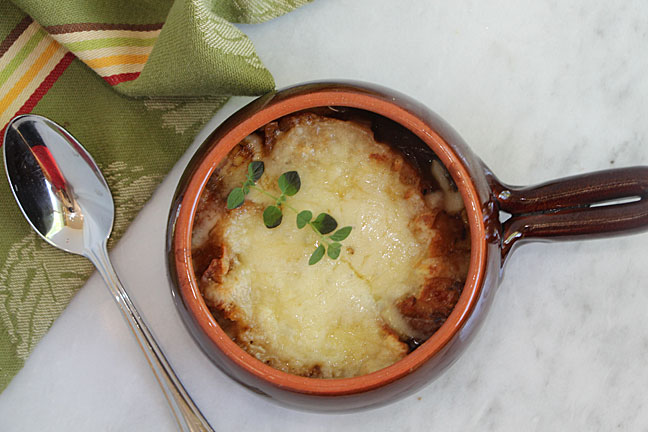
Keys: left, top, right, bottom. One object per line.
{"left": 191, "top": 110, "right": 470, "bottom": 378}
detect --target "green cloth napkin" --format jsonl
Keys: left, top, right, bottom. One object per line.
{"left": 0, "top": 0, "right": 309, "bottom": 393}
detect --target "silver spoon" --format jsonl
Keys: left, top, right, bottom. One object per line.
{"left": 3, "top": 114, "right": 214, "bottom": 432}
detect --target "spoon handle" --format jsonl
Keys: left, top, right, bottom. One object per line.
{"left": 86, "top": 243, "right": 215, "bottom": 432}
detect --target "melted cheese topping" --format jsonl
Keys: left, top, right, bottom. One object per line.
{"left": 194, "top": 115, "right": 467, "bottom": 378}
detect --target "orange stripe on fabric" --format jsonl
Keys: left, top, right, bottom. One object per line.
{"left": 0, "top": 40, "right": 59, "bottom": 113}
{"left": 0, "top": 52, "right": 74, "bottom": 140}
{"left": 84, "top": 54, "right": 148, "bottom": 68}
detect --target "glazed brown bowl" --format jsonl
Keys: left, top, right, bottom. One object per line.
{"left": 167, "top": 81, "right": 648, "bottom": 412}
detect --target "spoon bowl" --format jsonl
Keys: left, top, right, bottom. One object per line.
{"left": 4, "top": 115, "right": 112, "bottom": 256}
{"left": 3, "top": 114, "right": 214, "bottom": 432}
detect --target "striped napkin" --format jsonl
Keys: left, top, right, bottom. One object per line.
{"left": 0, "top": 0, "right": 310, "bottom": 393}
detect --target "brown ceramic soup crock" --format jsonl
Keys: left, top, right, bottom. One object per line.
{"left": 167, "top": 81, "right": 648, "bottom": 412}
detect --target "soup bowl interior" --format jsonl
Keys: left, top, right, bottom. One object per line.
{"left": 169, "top": 82, "right": 489, "bottom": 400}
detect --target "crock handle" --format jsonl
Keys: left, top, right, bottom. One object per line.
{"left": 491, "top": 166, "right": 648, "bottom": 259}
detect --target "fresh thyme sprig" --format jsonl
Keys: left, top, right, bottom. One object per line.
{"left": 226, "top": 161, "right": 352, "bottom": 265}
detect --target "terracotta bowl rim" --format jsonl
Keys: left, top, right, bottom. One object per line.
{"left": 172, "top": 87, "right": 488, "bottom": 396}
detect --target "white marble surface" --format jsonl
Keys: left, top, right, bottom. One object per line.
{"left": 2, "top": 0, "right": 648, "bottom": 430}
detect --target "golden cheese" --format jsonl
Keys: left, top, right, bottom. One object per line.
{"left": 192, "top": 113, "right": 469, "bottom": 378}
